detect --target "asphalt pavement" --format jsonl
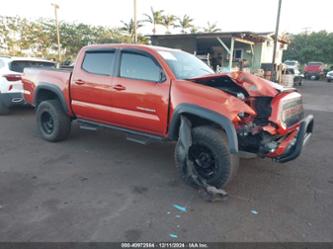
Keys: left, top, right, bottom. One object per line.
{"left": 0, "top": 80, "right": 332, "bottom": 242}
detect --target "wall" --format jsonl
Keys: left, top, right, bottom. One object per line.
{"left": 150, "top": 36, "right": 197, "bottom": 53}
{"left": 260, "top": 37, "right": 287, "bottom": 65}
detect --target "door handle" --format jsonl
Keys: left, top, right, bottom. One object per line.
{"left": 112, "top": 84, "right": 126, "bottom": 91}
{"left": 75, "top": 79, "right": 86, "bottom": 85}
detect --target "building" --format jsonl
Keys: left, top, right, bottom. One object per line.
{"left": 150, "top": 31, "right": 289, "bottom": 73}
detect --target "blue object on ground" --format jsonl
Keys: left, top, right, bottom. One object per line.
{"left": 251, "top": 209, "right": 258, "bottom": 215}
{"left": 173, "top": 204, "right": 187, "bottom": 213}
{"left": 169, "top": 233, "right": 178, "bottom": 239}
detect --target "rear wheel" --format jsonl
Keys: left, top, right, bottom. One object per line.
{"left": 36, "top": 100, "right": 71, "bottom": 142}
{"left": 175, "top": 126, "right": 239, "bottom": 189}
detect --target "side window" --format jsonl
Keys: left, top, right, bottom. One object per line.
{"left": 233, "top": 49, "right": 243, "bottom": 60}
{"left": 82, "top": 51, "right": 115, "bottom": 75}
{"left": 120, "top": 52, "right": 162, "bottom": 82}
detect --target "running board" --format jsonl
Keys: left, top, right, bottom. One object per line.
{"left": 77, "top": 119, "right": 165, "bottom": 145}
{"left": 126, "top": 135, "right": 151, "bottom": 145}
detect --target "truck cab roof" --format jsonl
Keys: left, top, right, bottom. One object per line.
{"left": 82, "top": 43, "right": 181, "bottom": 53}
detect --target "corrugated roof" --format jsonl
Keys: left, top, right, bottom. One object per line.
{"left": 150, "top": 31, "right": 289, "bottom": 44}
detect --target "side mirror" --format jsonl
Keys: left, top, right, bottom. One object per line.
{"left": 159, "top": 71, "right": 167, "bottom": 83}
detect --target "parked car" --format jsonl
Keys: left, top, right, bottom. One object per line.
{"left": 284, "top": 60, "right": 300, "bottom": 70}
{"left": 287, "top": 68, "right": 304, "bottom": 86}
{"left": 281, "top": 67, "right": 304, "bottom": 87}
{"left": 22, "top": 44, "right": 314, "bottom": 189}
{"left": 0, "top": 56, "right": 56, "bottom": 114}
{"left": 304, "top": 62, "right": 326, "bottom": 80}
{"left": 326, "top": 70, "right": 333, "bottom": 82}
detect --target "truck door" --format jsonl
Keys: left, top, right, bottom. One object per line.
{"left": 110, "top": 49, "right": 171, "bottom": 135}
{"left": 70, "top": 49, "right": 116, "bottom": 123}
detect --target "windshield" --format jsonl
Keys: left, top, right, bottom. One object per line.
{"left": 308, "top": 62, "right": 322, "bottom": 66}
{"left": 157, "top": 50, "right": 214, "bottom": 80}
{"left": 285, "top": 61, "right": 296, "bottom": 66}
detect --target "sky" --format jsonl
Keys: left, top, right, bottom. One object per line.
{"left": 1, "top": 0, "right": 332, "bottom": 34}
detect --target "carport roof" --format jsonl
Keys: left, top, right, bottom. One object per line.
{"left": 150, "top": 31, "right": 289, "bottom": 44}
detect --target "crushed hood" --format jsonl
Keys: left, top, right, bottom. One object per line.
{"left": 191, "top": 71, "right": 292, "bottom": 97}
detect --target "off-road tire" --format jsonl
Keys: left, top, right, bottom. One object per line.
{"left": 36, "top": 100, "right": 71, "bottom": 142}
{"left": 175, "top": 126, "right": 239, "bottom": 189}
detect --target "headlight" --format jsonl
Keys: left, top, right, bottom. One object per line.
{"left": 281, "top": 97, "right": 303, "bottom": 128}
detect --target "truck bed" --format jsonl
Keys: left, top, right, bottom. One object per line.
{"left": 22, "top": 67, "right": 72, "bottom": 112}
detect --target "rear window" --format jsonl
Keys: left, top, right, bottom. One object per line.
{"left": 9, "top": 60, "right": 55, "bottom": 73}
{"left": 82, "top": 51, "right": 115, "bottom": 75}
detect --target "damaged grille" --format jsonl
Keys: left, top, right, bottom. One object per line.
{"left": 254, "top": 97, "right": 272, "bottom": 125}
{"left": 281, "top": 97, "right": 304, "bottom": 127}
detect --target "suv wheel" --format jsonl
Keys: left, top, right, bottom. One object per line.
{"left": 175, "top": 126, "right": 239, "bottom": 189}
{"left": 36, "top": 100, "right": 71, "bottom": 142}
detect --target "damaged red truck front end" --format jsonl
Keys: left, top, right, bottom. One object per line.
{"left": 188, "top": 71, "right": 314, "bottom": 163}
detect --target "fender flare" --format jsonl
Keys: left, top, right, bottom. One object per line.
{"left": 33, "top": 82, "right": 69, "bottom": 113}
{"left": 168, "top": 104, "right": 238, "bottom": 153}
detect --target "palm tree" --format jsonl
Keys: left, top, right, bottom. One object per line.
{"left": 143, "top": 7, "right": 164, "bottom": 34}
{"left": 203, "top": 22, "right": 221, "bottom": 33}
{"left": 190, "top": 26, "right": 200, "bottom": 34}
{"left": 177, "top": 15, "right": 194, "bottom": 34}
{"left": 120, "top": 19, "right": 143, "bottom": 42}
{"left": 162, "top": 15, "right": 176, "bottom": 34}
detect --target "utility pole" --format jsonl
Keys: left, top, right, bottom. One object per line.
{"left": 272, "top": 0, "right": 282, "bottom": 81}
{"left": 51, "top": 3, "right": 61, "bottom": 64}
{"left": 133, "top": 0, "right": 138, "bottom": 43}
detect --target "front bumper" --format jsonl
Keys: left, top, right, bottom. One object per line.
{"left": 273, "top": 115, "right": 314, "bottom": 163}
{"left": 305, "top": 72, "right": 321, "bottom": 79}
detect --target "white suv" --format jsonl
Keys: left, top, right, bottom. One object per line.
{"left": 0, "top": 56, "right": 56, "bottom": 114}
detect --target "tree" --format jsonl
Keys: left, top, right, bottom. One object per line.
{"left": 203, "top": 22, "right": 221, "bottom": 33}
{"left": 143, "top": 7, "right": 164, "bottom": 34}
{"left": 0, "top": 15, "right": 140, "bottom": 61}
{"left": 283, "top": 31, "right": 333, "bottom": 64}
{"left": 120, "top": 19, "right": 143, "bottom": 42}
{"left": 162, "top": 15, "right": 176, "bottom": 34}
{"left": 177, "top": 15, "right": 194, "bottom": 34}
{"left": 190, "top": 26, "right": 200, "bottom": 34}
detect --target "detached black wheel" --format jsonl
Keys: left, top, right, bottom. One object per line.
{"left": 36, "top": 100, "right": 71, "bottom": 142}
{"left": 175, "top": 126, "right": 239, "bottom": 189}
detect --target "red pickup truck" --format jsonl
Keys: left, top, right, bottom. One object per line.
{"left": 304, "top": 62, "right": 326, "bottom": 80}
{"left": 22, "top": 44, "right": 314, "bottom": 189}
